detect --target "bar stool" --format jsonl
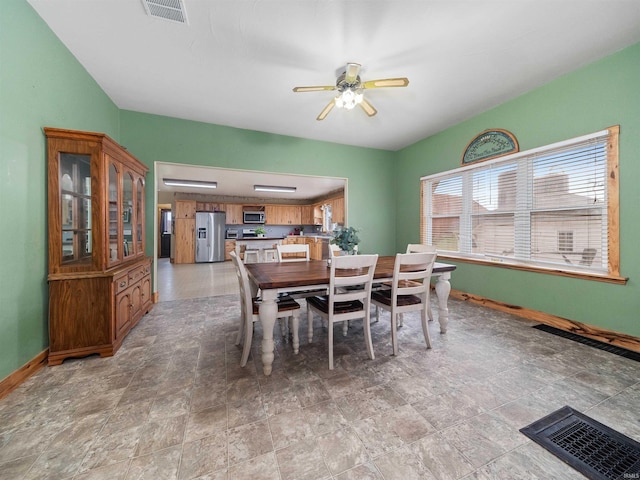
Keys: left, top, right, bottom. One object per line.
{"left": 244, "top": 249, "right": 260, "bottom": 263}
{"left": 263, "top": 247, "right": 278, "bottom": 262}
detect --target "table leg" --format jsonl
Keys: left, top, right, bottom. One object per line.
{"left": 258, "top": 289, "right": 278, "bottom": 375}
{"left": 434, "top": 272, "right": 451, "bottom": 333}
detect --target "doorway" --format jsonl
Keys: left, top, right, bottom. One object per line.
{"left": 159, "top": 208, "right": 171, "bottom": 258}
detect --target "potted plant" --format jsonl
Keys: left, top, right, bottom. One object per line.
{"left": 254, "top": 226, "right": 266, "bottom": 237}
{"left": 331, "top": 226, "right": 359, "bottom": 254}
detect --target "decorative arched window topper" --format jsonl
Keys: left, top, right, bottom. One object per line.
{"left": 462, "top": 129, "right": 519, "bottom": 165}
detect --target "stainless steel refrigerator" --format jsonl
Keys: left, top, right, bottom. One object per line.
{"left": 195, "top": 211, "right": 226, "bottom": 262}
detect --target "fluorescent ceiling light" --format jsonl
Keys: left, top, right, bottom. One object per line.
{"left": 254, "top": 184, "right": 297, "bottom": 193}
{"left": 163, "top": 178, "right": 217, "bottom": 189}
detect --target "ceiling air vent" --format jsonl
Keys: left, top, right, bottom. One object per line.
{"left": 142, "top": 0, "right": 188, "bottom": 24}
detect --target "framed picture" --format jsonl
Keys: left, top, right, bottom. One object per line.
{"left": 462, "top": 129, "right": 519, "bottom": 165}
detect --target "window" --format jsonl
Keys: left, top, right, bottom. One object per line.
{"left": 421, "top": 126, "right": 620, "bottom": 278}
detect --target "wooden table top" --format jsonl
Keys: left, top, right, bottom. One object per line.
{"left": 245, "top": 256, "right": 456, "bottom": 290}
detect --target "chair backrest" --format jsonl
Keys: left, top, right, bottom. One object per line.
{"left": 329, "top": 243, "right": 359, "bottom": 257}
{"left": 277, "top": 243, "right": 310, "bottom": 262}
{"left": 406, "top": 243, "right": 437, "bottom": 254}
{"left": 391, "top": 252, "right": 437, "bottom": 305}
{"left": 329, "top": 254, "right": 378, "bottom": 316}
{"left": 229, "top": 251, "right": 253, "bottom": 320}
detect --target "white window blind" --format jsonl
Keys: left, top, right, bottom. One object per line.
{"left": 421, "top": 128, "right": 618, "bottom": 276}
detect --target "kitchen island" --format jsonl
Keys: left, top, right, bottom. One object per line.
{"left": 235, "top": 237, "right": 284, "bottom": 263}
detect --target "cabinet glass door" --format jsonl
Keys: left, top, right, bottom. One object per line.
{"left": 123, "top": 172, "right": 133, "bottom": 258}
{"left": 136, "top": 178, "right": 144, "bottom": 255}
{"left": 108, "top": 162, "right": 120, "bottom": 264}
{"left": 60, "top": 153, "right": 92, "bottom": 264}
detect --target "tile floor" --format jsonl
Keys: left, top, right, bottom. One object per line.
{"left": 0, "top": 259, "right": 638, "bottom": 479}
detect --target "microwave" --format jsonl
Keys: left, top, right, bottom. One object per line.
{"left": 243, "top": 211, "right": 265, "bottom": 224}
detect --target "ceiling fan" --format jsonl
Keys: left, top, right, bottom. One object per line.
{"left": 293, "top": 63, "right": 409, "bottom": 121}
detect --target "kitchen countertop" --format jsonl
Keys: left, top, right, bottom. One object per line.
{"left": 234, "top": 237, "right": 282, "bottom": 241}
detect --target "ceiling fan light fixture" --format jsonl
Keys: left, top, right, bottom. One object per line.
{"left": 163, "top": 178, "right": 217, "bottom": 189}
{"left": 335, "top": 87, "right": 363, "bottom": 110}
{"left": 254, "top": 185, "right": 297, "bottom": 193}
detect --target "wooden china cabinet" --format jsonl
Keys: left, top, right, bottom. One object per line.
{"left": 45, "top": 128, "right": 153, "bottom": 365}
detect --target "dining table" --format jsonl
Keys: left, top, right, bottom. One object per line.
{"left": 245, "top": 256, "right": 457, "bottom": 375}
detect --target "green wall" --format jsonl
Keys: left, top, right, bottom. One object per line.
{"left": 119, "top": 111, "right": 397, "bottom": 258}
{"left": 0, "top": 0, "right": 120, "bottom": 381}
{"left": 396, "top": 42, "right": 640, "bottom": 337}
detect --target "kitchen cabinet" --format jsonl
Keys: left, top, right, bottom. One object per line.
{"left": 225, "top": 204, "right": 243, "bottom": 224}
{"left": 283, "top": 236, "right": 323, "bottom": 260}
{"left": 330, "top": 196, "right": 345, "bottom": 224}
{"left": 45, "top": 128, "right": 153, "bottom": 365}
{"left": 308, "top": 239, "right": 323, "bottom": 260}
{"left": 175, "top": 200, "right": 196, "bottom": 219}
{"left": 225, "top": 240, "right": 236, "bottom": 260}
{"left": 173, "top": 200, "right": 196, "bottom": 263}
{"left": 265, "top": 205, "right": 302, "bottom": 225}
{"left": 174, "top": 218, "right": 195, "bottom": 264}
{"left": 301, "top": 205, "right": 314, "bottom": 225}
{"left": 195, "top": 201, "right": 224, "bottom": 212}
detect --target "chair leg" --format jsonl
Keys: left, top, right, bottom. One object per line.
{"left": 328, "top": 321, "right": 334, "bottom": 370}
{"left": 292, "top": 312, "right": 300, "bottom": 354}
{"left": 278, "top": 318, "right": 288, "bottom": 343}
{"left": 427, "top": 303, "right": 433, "bottom": 322}
{"left": 398, "top": 313, "right": 404, "bottom": 328}
{"left": 240, "top": 319, "right": 253, "bottom": 367}
{"left": 363, "top": 314, "right": 375, "bottom": 361}
{"left": 421, "top": 306, "right": 432, "bottom": 349}
{"left": 307, "top": 309, "right": 314, "bottom": 344}
{"left": 235, "top": 304, "right": 246, "bottom": 346}
{"left": 390, "top": 312, "right": 399, "bottom": 356}
{"left": 342, "top": 320, "right": 348, "bottom": 336}
{"left": 375, "top": 305, "right": 380, "bottom": 323}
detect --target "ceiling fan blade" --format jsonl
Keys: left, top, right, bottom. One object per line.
{"left": 362, "top": 77, "right": 409, "bottom": 89}
{"left": 316, "top": 99, "right": 336, "bottom": 121}
{"left": 292, "top": 85, "right": 336, "bottom": 93}
{"left": 359, "top": 98, "right": 377, "bottom": 117}
{"left": 344, "top": 63, "right": 361, "bottom": 84}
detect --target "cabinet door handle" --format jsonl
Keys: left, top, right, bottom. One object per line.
{"left": 120, "top": 281, "right": 127, "bottom": 288}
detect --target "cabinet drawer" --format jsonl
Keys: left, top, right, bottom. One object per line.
{"left": 128, "top": 266, "right": 146, "bottom": 283}
{"left": 115, "top": 275, "right": 129, "bottom": 293}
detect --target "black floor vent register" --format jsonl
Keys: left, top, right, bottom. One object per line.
{"left": 520, "top": 406, "right": 640, "bottom": 480}
{"left": 532, "top": 324, "right": 640, "bottom": 363}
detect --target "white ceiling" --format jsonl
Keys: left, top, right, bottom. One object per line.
{"left": 28, "top": 0, "right": 640, "bottom": 198}
{"left": 156, "top": 163, "right": 345, "bottom": 200}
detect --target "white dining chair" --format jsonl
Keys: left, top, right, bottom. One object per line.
{"left": 329, "top": 243, "right": 358, "bottom": 257}
{"left": 277, "top": 243, "right": 310, "bottom": 262}
{"left": 306, "top": 254, "right": 378, "bottom": 370}
{"left": 371, "top": 251, "right": 437, "bottom": 356}
{"left": 406, "top": 243, "right": 437, "bottom": 254}
{"left": 404, "top": 244, "right": 437, "bottom": 323}
{"left": 230, "top": 251, "right": 301, "bottom": 366}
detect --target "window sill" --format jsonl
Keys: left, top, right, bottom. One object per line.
{"left": 437, "top": 254, "right": 628, "bottom": 285}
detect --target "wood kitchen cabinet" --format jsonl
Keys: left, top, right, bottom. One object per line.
{"left": 300, "top": 205, "right": 313, "bottom": 225}
{"left": 175, "top": 200, "right": 196, "bottom": 219}
{"left": 225, "top": 240, "right": 236, "bottom": 260}
{"left": 225, "top": 204, "right": 243, "bottom": 224}
{"left": 308, "top": 238, "right": 323, "bottom": 260}
{"left": 265, "top": 205, "right": 302, "bottom": 225}
{"left": 330, "top": 196, "right": 345, "bottom": 224}
{"left": 45, "top": 128, "right": 153, "bottom": 365}
{"left": 173, "top": 200, "right": 195, "bottom": 264}
{"left": 174, "top": 218, "right": 195, "bottom": 264}
{"left": 195, "top": 201, "right": 224, "bottom": 212}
